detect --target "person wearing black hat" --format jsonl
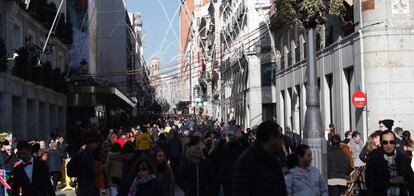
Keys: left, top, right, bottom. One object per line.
{"left": 381, "top": 119, "right": 394, "bottom": 132}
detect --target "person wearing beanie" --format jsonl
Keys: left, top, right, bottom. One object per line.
{"left": 381, "top": 119, "right": 394, "bottom": 131}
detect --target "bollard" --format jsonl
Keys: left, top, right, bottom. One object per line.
{"left": 61, "top": 158, "right": 76, "bottom": 191}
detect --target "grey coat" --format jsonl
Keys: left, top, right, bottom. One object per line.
{"left": 285, "top": 166, "right": 328, "bottom": 196}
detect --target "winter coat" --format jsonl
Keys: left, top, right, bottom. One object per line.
{"left": 365, "top": 148, "right": 412, "bottom": 196}
{"left": 348, "top": 139, "right": 364, "bottom": 167}
{"left": 156, "top": 163, "right": 175, "bottom": 196}
{"left": 136, "top": 133, "right": 151, "bottom": 150}
{"left": 328, "top": 146, "right": 351, "bottom": 180}
{"left": 285, "top": 167, "right": 328, "bottom": 196}
{"left": 130, "top": 178, "right": 166, "bottom": 196}
{"left": 176, "top": 158, "right": 213, "bottom": 196}
{"left": 339, "top": 143, "right": 354, "bottom": 169}
{"left": 167, "top": 137, "right": 183, "bottom": 157}
{"left": 232, "top": 142, "right": 287, "bottom": 196}
{"left": 105, "top": 151, "right": 124, "bottom": 187}
{"left": 215, "top": 138, "right": 248, "bottom": 183}
{"left": 47, "top": 149, "right": 62, "bottom": 172}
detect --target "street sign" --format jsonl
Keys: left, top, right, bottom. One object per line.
{"left": 352, "top": 90, "right": 367, "bottom": 108}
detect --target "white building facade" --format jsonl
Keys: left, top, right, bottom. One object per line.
{"left": 270, "top": 0, "right": 414, "bottom": 139}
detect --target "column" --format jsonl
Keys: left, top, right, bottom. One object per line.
{"left": 278, "top": 90, "right": 285, "bottom": 128}
{"left": 248, "top": 55, "right": 262, "bottom": 127}
{"left": 2, "top": 93, "right": 12, "bottom": 131}
{"left": 21, "top": 98, "right": 27, "bottom": 139}
{"left": 27, "top": 100, "right": 40, "bottom": 139}
{"left": 293, "top": 86, "right": 301, "bottom": 133}
{"left": 285, "top": 89, "right": 292, "bottom": 130}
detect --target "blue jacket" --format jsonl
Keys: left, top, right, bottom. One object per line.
{"left": 285, "top": 166, "right": 328, "bottom": 196}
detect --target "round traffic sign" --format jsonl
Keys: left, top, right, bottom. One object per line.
{"left": 352, "top": 90, "right": 367, "bottom": 108}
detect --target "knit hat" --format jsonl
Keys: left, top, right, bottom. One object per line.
{"left": 382, "top": 119, "right": 394, "bottom": 131}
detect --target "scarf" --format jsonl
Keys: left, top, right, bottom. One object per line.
{"left": 384, "top": 153, "right": 400, "bottom": 196}
{"left": 128, "top": 174, "right": 157, "bottom": 196}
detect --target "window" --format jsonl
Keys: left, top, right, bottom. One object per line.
{"left": 326, "top": 74, "right": 333, "bottom": 125}
{"left": 58, "top": 52, "right": 64, "bottom": 70}
{"left": 0, "top": 14, "right": 3, "bottom": 39}
{"left": 295, "top": 43, "right": 300, "bottom": 63}
{"left": 13, "top": 23, "right": 23, "bottom": 49}
{"left": 27, "top": 29, "right": 36, "bottom": 45}
{"left": 261, "top": 63, "right": 274, "bottom": 86}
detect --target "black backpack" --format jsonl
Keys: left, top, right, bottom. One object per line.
{"left": 67, "top": 152, "right": 82, "bottom": 177}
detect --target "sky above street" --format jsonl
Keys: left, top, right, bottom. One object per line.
{"left": 126, "top": 0, "right": 180, "bottom": 73}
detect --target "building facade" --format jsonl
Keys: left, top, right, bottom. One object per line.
{"left": 270, "top": 0, "right": 414, "bottom": 139}
{"left": 218, "top": 0, "right": 274, "bottom": 128}
{"left": 66, "top": 0, "right": 138, "bottom": 128}
{"left": 0, "top": 0, "right": 69, "bottom": 139}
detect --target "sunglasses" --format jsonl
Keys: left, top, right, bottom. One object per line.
{"left": 381, "top": 140, "right": 396, "bottom": 145}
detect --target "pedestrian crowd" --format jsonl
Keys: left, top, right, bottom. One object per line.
{"left": 3, "top": 116, "right": 414, "bottom": 196}
{"left": 327, "top": 119, "right": 414, "bottom": 196}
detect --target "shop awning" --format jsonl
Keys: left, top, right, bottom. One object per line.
{"left": 67, "top": 86, "right": 136, "bottom": 109}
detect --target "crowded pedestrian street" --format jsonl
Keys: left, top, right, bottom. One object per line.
{"left": 2, "top": 0, "right": 414, "bottom": 196}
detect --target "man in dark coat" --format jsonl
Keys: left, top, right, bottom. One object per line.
{"left": 365, "top": 130, "right": 413, "bottom": 196}
{"left": 77, "top": 139, "right": 99, "bottom": 196}
{"left": 11, "top": 140, "right": 55, "bottom": 196}
{"left": 232, "top": 121, "right": 287, "bottom": 196}
{"left": 167, "top": 130, "right": 182, "bottom": 177}
{"left": 176, "top": 145, "right": 213, "bottom": 196}
{"left": 214, "top": 126, "right": 249, "bottom": 196}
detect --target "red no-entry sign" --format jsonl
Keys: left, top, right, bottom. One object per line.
{"left": 352, "top": 90, "right": 367, "bottom": 108}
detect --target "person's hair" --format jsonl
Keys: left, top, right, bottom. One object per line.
{"left": 330, "top": 134, "right": 341, "bottom": 146}
{"left": 402, "top": 130, "right": 413, "bottom": 147}
{"left": 16, "top": 140, "right": 33, "bottom": 151}
{"left": 293, "top": 144, "right": 310, "bottom": 166}
{"left": 152, "top": 148, "right": 166, "bottom": 163}
{"left": 381, "top": 130, "right": 396, "bottom": 142}
{"left": 49, "top": 142, "right": 57, "bottom": 150}
{"left": 344, "top": 130, "right": 352, "bottom": 138}
{"left": 367, "top": 133, "right": 380, "bottom": 152}
{"left": 111, "top": 143, "right": 122, "bottom": 152}
{"left": 394, "top": 127, "right": 404, "bottom": 135}
{"left": 32, "top": 143, "right": 40, "bottom": 153}
{"left": 352, "top": 131, "right": 361, "bottom": 138}
{"left": 256, "top": 121, "right": 282, "bottom": 143}
{"left": 295, "top": 144, "right": 310, "bottom": 157}
{"left": 136, "top": 158, "right": 156, "bottom": 175}
{"left": 187, "top": 145, "right": 203, "bottom": 159}
{"left": 38, "top": 150, "right": 48, "bottom": 158}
